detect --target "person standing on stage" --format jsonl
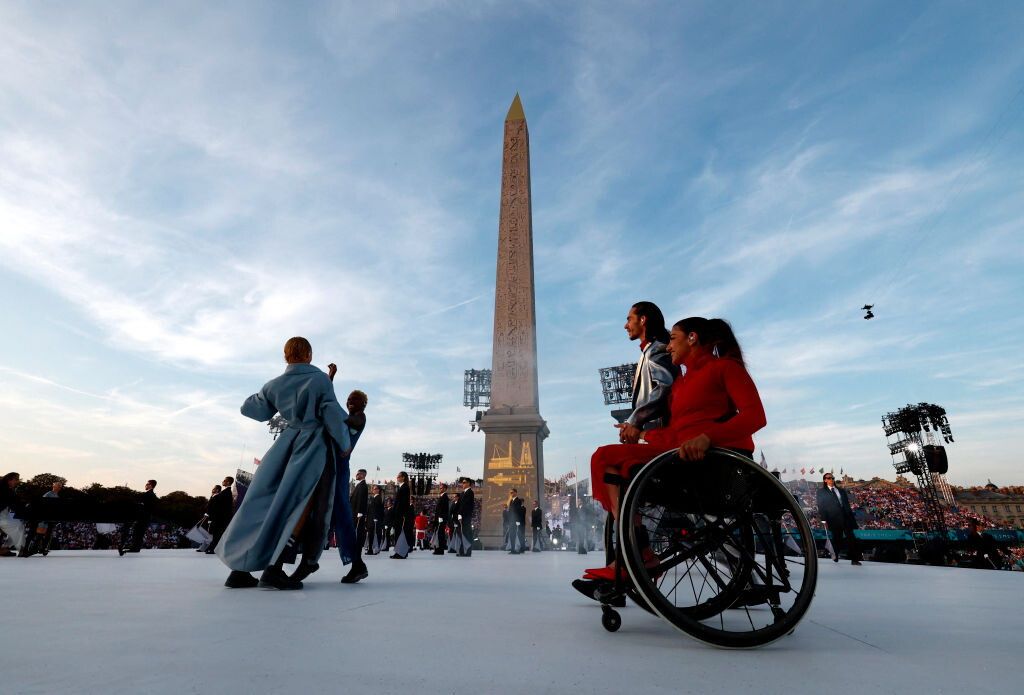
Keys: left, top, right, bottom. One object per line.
{"left": 344, "top": 468, "right": 369, "bottom": 583}
{"left": 816, "top": 472, "right": 862, "bottom": 566}
{"left": 206, "top": 476, "right": 235, "bottom": 554}
{"left": 457, "top": 477, "right": 475, "bottom": 557}
{"left": 615, "top": 301, "right": 678, "bottom": 445}
{"left": 448, "top": 491, "right": 461, "bottom": 554}
{"left": 390, "top": 471, "right": 413, "bottom": 559}
{"left": 367, "top": 485, "right": 383, "bottom": 555}
{"left": 531, "top": 500, "right": 544, "bottom": 552}
{"left": 120, "top": 480, "right": 157, "bottom": 554}
{"left": 431, "top": 483, "right": 449, "bottom": 555}
{"left": 217, "top": 337, "right": 356, "bottom": 590}
{"left": 507, "top": 489, "right": 524, "bottom": 554}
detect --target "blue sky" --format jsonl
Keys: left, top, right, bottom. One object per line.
{"left": 1, "top": 1, "right": 1022, "bottom": 495}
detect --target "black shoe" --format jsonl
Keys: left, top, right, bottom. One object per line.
{"left": 117, "top": 547, "right": 126, "bottom": 556}
{"left": 389, "top": 553, "right": 406, "bottom": 559}
{"left": 851, "top": 560, "right": 862, "bottom": 566}
{"left": 289, "top": 562, "right": 319, "bottom": 582}
{"left": 204, "top": 549, "right": 215, "bottom": 554}
{"left": 432, "top": 550, "right": 444, "bottom": 555}
{"left": 340, "top": 564, "right": 368, "bottom": 584}
{"left": 259, "top": 565, "right": 303, "bottom": 590}
{"left": 833, "top": 556, "right": 839, "bottom": 563}
{"left": 225, "top": 570, "right": 259, "bottom": 588}
{"left": 572, "top": 578, "right": 626, "bottom": 607}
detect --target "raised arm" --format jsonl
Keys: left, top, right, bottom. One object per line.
{"left": 317, "top": 376, "right": 352, "bottom": 453}
{"left": 241, "top": 386, "right": 277, "bottom": 422}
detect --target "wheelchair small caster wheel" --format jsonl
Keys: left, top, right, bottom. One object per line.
{"left": 601, "top": 606, "right": 621, "bottom": 632}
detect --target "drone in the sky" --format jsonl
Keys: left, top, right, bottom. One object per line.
{"left": 862, "top": 304, "right": 874, "bottom": 320}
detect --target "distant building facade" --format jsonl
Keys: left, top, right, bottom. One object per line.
{"left": 956, "top": 482, "right": 1024, "bottom": 529}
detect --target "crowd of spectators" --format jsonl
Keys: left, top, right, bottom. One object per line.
{"left": 46, "top": 521, "right": 187, "bottom": 550}
{"left": 793, "top": 480, "right": 1003, "bottom": 531}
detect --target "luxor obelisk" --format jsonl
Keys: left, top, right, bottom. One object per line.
{"left": 477, "top": 94, "right": 549, "bottom": 548}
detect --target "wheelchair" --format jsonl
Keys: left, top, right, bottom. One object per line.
{"left": 595, "top": 447, "right": 818, "bottom": 649}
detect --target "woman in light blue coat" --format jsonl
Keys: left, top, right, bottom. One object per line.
{"left": 218, "top": 337, "right": 355, "bottom": 590}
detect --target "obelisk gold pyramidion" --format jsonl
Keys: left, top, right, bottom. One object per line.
{"left": 477, "top": 94, "right": 549, "bottom": 548}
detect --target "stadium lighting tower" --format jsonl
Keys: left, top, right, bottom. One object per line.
{"left": 882, "top": 403, "right": 955, "bottom": 536}
{"left": 402, "top": 452, "right": 443, "bottom": 497}
{"left": 598, "top": 363, "right": 636, "bottom": 423}
{"left": 463, "top": 369, "right": 491, "bottom": 432}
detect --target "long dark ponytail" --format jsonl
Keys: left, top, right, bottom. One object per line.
{"left": 674, "top": 317, "right": 745, "bottom": 366}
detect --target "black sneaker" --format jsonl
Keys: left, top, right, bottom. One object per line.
{"left": 340, "top": 564, "right": 368, "bottom": 584}
{"left": 289, "top": 562, "right": 319, "bottom": 582}
{"left": 225, "top": 571, "right": 259, "bottom": 588}
{"left": 572, "top": 578, "right": 626, "bottom": 607}
{"left": 259, "top": 566, "right": 303, "bottom": 590}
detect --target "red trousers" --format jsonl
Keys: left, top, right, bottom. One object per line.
{"left": 590, "top": 444, "right": 671, "bottom": 511}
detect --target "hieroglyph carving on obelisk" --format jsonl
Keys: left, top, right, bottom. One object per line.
{"left": 478, "top": 94, "right": 549, "bottom": 548}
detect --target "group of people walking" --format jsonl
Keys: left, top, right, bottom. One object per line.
{"left": 502, "top": 490, "right": 546, "bottom": 553}
{"left": 348, "top": 474, "right": 477, "bottom": 562}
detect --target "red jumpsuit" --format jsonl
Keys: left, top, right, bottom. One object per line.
{"left": 591, "top": 352, "right": 766, "bottom": 510}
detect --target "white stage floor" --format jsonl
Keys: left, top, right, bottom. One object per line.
{"left": 2, "top": 549, "right": 1020, "bottom": 694}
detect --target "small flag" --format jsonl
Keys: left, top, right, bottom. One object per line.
{"left": 457, "top": 466, "right": 461, "bottom": 473}
{"left": 758, "top": 451, "right": 768, "bottom": 470}
{"left": 782, "top": 468, "right": 787, "bottom": 474}
{"left": 840, "top": 468, "right": 844, "bottom": 475}
{"left": 800, "top": 467, "right": 806, "bottom": 476}
{"left": 253, "top": 457, "right": 261, "bottom": 467}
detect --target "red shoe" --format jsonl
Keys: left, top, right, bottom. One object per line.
{"left": 586, "top": 565, "right": 626, "bottom": 582}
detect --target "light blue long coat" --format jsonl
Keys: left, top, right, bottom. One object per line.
{"left": 217, "top": 363, "right": 352, "bottom": 572}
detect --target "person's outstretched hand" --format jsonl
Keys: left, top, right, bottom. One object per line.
{"left": 327, "top": 363, "right": 338, "bottom": 381}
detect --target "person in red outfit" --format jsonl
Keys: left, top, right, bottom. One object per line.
{"left": 583, "top": 316, "right": 766, "bottom": 582}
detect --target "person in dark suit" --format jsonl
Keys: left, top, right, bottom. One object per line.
{"left": 447, "top": 491, "right": 461, "bottom": 553}
{"left": 507, "top": 489, "right": 525, "bottom": 554}
{"left": 342, "top": 469, "right": 369, "bottom": 582}
{"left": 390, "top": 472, "right": 413, "bottom": 558}
{"left": 964, "top": 519, "right": 1005, "bottom": 569}
{"left": 432, "top": 483, "right": 449, "bottom": 555}
{"left": 815, "top": 473, "right": 862, "bottom": 565}
{"left": 366, "top": 485, "right": 383, "bottom": 554}
{"left": 120, "top": 480, "right": 157, "bottom": 554}
{"left": 457, "top": 478, "right": 474, "bottom": 557}
{"left": 531, "top": 500, "right": 544, "bottom": 552}
{"left": 206, "top": 476, "right": 235, "bottom": 553}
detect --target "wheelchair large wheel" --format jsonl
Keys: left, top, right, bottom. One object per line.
{"left": 619, "top": 448, "right": 817, "bottom": 649}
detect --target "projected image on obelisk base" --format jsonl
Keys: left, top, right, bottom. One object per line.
{"left": 477, "top": 94, "right": 549, "bottom": 548}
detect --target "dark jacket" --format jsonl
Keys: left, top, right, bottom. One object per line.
{"left": 393, "top": 484, "right": 411, "bottom": 525}
{"left": 208, "top": 488, "right": 234, "bottom": 524}
{"left": 350, "top": 480, "right": 368, "bottom": 519}
{"left": 457, "top": 488, "right": 474, "bottom": 526}
{"left": 368, "top": 493, "right": 384, "bottom": 523}
{"left": 816, "top": 485, "right": 857, "bottom": 531}
{"left": 531, "top": 507, "right": 543, "bottom": 529}
{"left": 508, "top": 496, "right": 525, "bottom": 525}
{"left": 434, "top": 493, "right": 450, "bottom": 527}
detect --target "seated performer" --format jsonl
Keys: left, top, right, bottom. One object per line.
{"left": 217, "top": 337, "right": 356, "bottom": 590}
{"left": 581, "top": 317, "right": 766, "bottom": 583}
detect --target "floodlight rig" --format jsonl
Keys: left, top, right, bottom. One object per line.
{"left": 598, "top": 363, "right": 637, "bottom": 424}
{"left": 463, "top": 369, "right": 491, "bottom": 432}
{"left": 402, "top": 451, "right": 442, "bottom": 496}
{"left": 882, "top": 403, "right": 955, "bottom": 535}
